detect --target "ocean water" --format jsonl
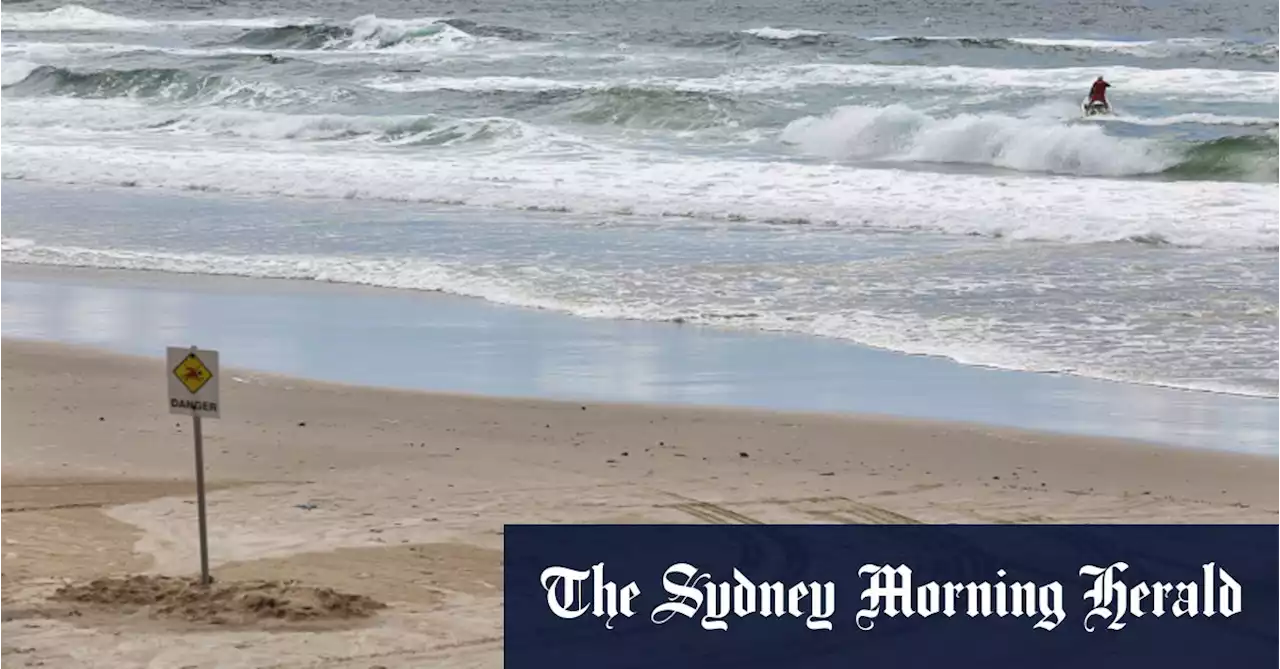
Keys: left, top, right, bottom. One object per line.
{"left": 2, "top": 1, "right": 1277, "bottom": 399}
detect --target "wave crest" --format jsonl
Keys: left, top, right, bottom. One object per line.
{"left": 227, "top": 23, "right": 351, "bottom": 50}
{"left": 225, "top": 14, "right": 520, "bottom": 51}
{"left": 537, "top": 87, "right": 750, "bottom": 131}
{"left": 781, "top": 104, "right": 1173, "bottom": 176}
{"left": 1, "top": 64, "right": 346, "bottom": 108}
{"left": 1164, "top": 135, "right": 1280, "bottom": 181}
{"left": 2, "top": 98, "right": 539, "bottom": 148}
{"left": 780, "top": 104, "right": 1278, "bottom": 181}
{"left": 1, "top": 5, "right": 151, "bottom": 31}
{"left": 1, "top": 59, "right": 43, "bottom": 86}
{"left": 2, "top": 4, "right": 311, "bottom": 32}
{"left": 365, "top": 76, "right": 754, "bottom": 131}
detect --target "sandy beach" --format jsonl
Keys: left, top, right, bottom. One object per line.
{"left": 3, "top": 0, "right": 1276, "bottom": 664}
{"left": 2, "top": 338, "right": 1275, "bottom": 667}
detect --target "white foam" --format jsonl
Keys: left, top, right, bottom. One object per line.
{"left": 780, "top": 104, "right": 1181, "bottom": 177}
{"left": 1, "top": 5, "right": 151, "bottom": 31}
{"left": 1, "top": 98, "right": 548, "bottom": 148}
{"left": 1087, "top": 112, "right": 1279, "bottom": 127}
{"left": 0, "top": 237, "right": 37, "bottom": 251}
{"left": 159, "top": 17, "right": 315, "bottom": 29}
{"left": 1005, "top": 99, "right": 1277, "bottom": 128}
{"left": 365, "top": 75, "right": 583, "bottom": 93}
{"left": 699, "top": 63, "right": 1278, "bottom": 102}
{"left": 3, "top": 137, "right": 1274, "bottom": 249}
{"left": 865, "top": 35, "right": 1162, "bottom": 48}
{"left": 742, "top": 27, "right": 826, "bottom": 40}
{"left": 0, "top": 242, "right": 578, "bottom": 315}
{"left": 0, "top": 40, "right": 489, "bottom": 70}
{"left": 863, "top": 35, "right": 908, "bottom": 42}
{"left": 1, "top": 4, "right": 314, "bottom": 32}
{"left": 1010, "top": 36, "right": 1279, "bottom": 58}
{"left": 3, "top": 41, "right": 139, "bottom": 60}
{"left": 1010, "top": 37, "right": 1157, "bottom": 49}
{"left": 1, "top": 59, "right": 42, "bottom": 86}
{"left": 799, "top": 308, "right": 1276, "bottom": 399}
{"left": 363, "top": 63, "right": 1277, "bottom": 103}
{"left": 864, "top": 34, "right": 1277, "bottom": 59}
{"left": 342, "top": 14, "right": 476, "bottom": 51}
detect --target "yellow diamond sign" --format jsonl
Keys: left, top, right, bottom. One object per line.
{"left": 173, "top": 353, "right": 213, "bottom": 394}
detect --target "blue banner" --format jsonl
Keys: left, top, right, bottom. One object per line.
{"left": 505, "top": 524, "right": 1277, "bottom": 668}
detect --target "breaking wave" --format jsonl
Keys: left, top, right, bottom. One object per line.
{"left": 781, "top": 104, "right": 1279, "bottom": 181}
{"left": 363, "top": 77, "right": 758, "bottom": 131}
{"left": 2, "top": 5, "right": 153, "bottom": 31}
{"left": 0, "top": 64, "right": 349, "bottom": 108}
{"left": 222, "top": 15, "right": 544, "bottom": 51}
{"left": 0, "top": 58, "right": 43, "bottom": 86}
{"left": 1, "top": 4, "right": 308, "bottom": 31}
{"left": 228, "top": 15, "right": 484, "bottom": 51}
{"left": 367, "top": 64, "right": 1275, "bottom": 103}
{"left": 5, "top": 138, "right": 1275, "bottom": 250}
{"left": 619, "top": 26, "right": 1276, "bottom": 63}
{"left": 511, "top": 87, "right": 752, "bottom": 131}
{"left": 225, "top": 23, "right": 351, "bottom": 50}
{"left": 1, "top": 99, "right": 540, "bottom": 148}
{"left": 3, "top": 7, "right": 524, "bottom": 52}
{"left": 4, "top": 64, "right": 755, "bottom": 132}
{"left": 3, "top": 64, "right": 222, "bottom": 100}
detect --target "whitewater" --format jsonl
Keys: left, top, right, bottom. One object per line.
{"left": 2, "top": 1, "right": 1277, "bottom": 398}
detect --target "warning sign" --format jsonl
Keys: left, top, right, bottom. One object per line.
{"left": 167, "top": 346, "right": 220, "bottom": 419}
{"left": 174, "top": 353, "right": 213, "bottom": 394}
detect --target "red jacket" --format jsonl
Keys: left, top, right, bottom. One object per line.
{"left": 1089, "top": 80, "right": 1110, "bottom": 102}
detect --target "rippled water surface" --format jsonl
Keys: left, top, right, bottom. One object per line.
{"left": 3, "top": 1, "right": 1277, "bottom": 397}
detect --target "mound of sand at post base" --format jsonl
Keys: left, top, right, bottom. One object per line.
{"left": 47, "top": 575, "right": 386, "bottom": 629}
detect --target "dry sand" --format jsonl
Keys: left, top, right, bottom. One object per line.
{"left": 2, "top": 338, "right": 1275, "bottom": 667}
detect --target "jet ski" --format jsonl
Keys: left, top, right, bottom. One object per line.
{"left": 1082, "top": 99, "right": 1111, "bottom": 117}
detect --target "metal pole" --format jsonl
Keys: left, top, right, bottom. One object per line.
{"left": 193, "top": 413, "right": 211, "bottom": 585}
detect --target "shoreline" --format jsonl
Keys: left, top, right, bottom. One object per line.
{"left": 4, "top": 257, "right": 1275, "bottom": 403}
{"left": 4, "top": 262, "right": 1277, "bottom": 454}
{"left": 5, "top": 337, "right": 1276, "bottom": 507}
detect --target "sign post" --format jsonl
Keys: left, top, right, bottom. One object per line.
{"left": 166, "top": 346, "right": 220, "bottom": 586}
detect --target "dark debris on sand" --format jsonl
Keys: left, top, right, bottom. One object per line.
{"left": 50, "top": 574, "right": 386, "bottom": 626}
